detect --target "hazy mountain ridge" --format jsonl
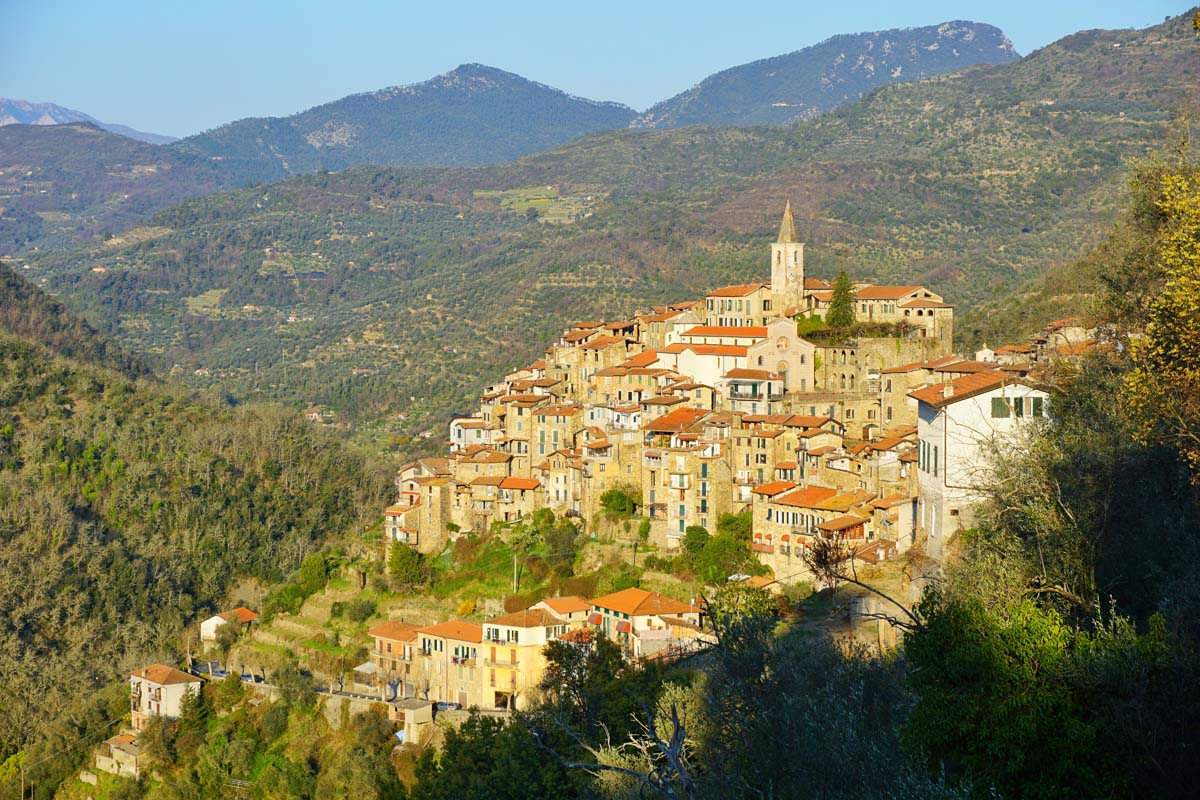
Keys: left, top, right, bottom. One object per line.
{"left": 632, "top": 20, "right": 1019, "bottom": 128}
{"left": 0, "top": 97, "right": 176, "bottom": 144}
{"left": 169, "top": 63, "right": 638, "bottom": 182}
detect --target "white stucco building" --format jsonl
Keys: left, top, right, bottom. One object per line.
{"left": 909, "top": 371, "right": 1048, "bottom": 557}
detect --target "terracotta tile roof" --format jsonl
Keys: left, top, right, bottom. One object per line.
{"left": 807, "top": 290, "right": 834, "bottom": 302}
{"left": 218, "top": 607, "right": 258, "bottom": 624}
{"left": 870, "top": 493, "right": 912, "bottom": 510}
{"left": 581, "top": 336, "right": 627, "bottom": 349}
{"left": 131, "top": 664, "right": 200, "bottom": 686}
{"left": 418, "top": 620, "right": 483, "bottom": 643}
{"left": 497, "top": 477, "right": 538, "bottom": 491}
{"left": 659, "top": 343, "right": 749, "bottom": 357}
{"left": 774, "top": 485, "right": 839, "bottom": 508}
{"left": 535, "top": 404, "right": 583, "bottom": 416}
{"left": 486, "top": 608, "right": 557, "bottom": 628}
{"left": 470, "top": 476, "right": 505, "bottom": 486}
{"left": 931, "top": 360, "right": 994, "bottom": 374}
{"left": 557, "top": 628, "right": 595, "bottom": 643}
{"left": 590, "top": 587, "right": 697, "bottom": 617}
{"left": 707, "top": 282, "right": 767, "bottom": 298}
{"left": 781, "top": 414, "right": 840, "bottom": 429}
{"left": 538, "top": 596, "right": 592, "bottom": 615}
{"left": 804, "top": 277, "right": 832, "bottom": 290}
{"left": 775, "top": 461, "right": 798, "bottom": 469}
{"left": 368, "top": 620, "right": 421, "bottom": 641}
{"left": 806, "top": 445, "right": 836, "bottom": 456}
{"left": 682, "top": 325, "right": 769, "bottom": 338}
{"left": 752, "top": 480, "right": 797, "bottom": 496}
{"left": 900, "top": 299, "right": 953, "bottom": 308}
{"left": 641, "top": 395, "right": 685, "bottom": 406}
{"left": 640, "top": 310, "right": 684, "bottom": 323}
{"left": 880, "top": 355, "right": 962, "bottom": 374}
{"left": 642, "top": 407, "right": 710, "bottom": 433}
{"left": 854, "top": 285, "right": 922, "bottom": 300}
{"left": 723, "top": 368, "right": 781, "bottom": 380}
{"left": 994, "top": 343, "right": 1033, "bottom": 354}
{"left": 563, "top": 329, "right": 597, "bottom": 343}
{"left": 624, "top": 351, "right": 660, "bottom": 367}
{"left": 604, "top": 320, "right": 638, "bottom": 330}
{"left": 817, "top": 514, "right": 869, "bottom": 532}
{"left": 573, "top": 321, "right": 604, "bottom": 329}
{"left": 907, "top": 371, "right": 1011, "bottom": 408}
{"left": 385, "top": 504, "right": 412, "bottom": 515}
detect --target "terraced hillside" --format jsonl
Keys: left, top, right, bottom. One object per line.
{"left": 25, "top": 10, "right": 1199, "bottom": 452}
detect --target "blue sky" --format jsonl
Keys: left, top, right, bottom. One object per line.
{"left": 0, "top": 0, "right": 1184, "bottom": 138}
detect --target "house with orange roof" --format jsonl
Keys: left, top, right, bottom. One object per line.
{"left": 704, "top": 282, "right": 772, "bottom": 328}
{"left": 588, "top": 588, "right": 704, "bottom": 658}
{"left": 479, "top": 607, "right": 583, "bottom": 710}
{"left": 95, "top": 732, "right": 146, "bottom": 778}
{"left": 129, "top": 664, "right": 203, "bottom": 732}
{"left": 909, "top": 371, "right": 1048, "bottom": 557}
{"left": 199, "top": 607, "right": 259, "bottom": 643}
{"left": 368, "top": 620, "right": 422, "bottom": 695}
{"left": 416, "top": 620, "right": 484, "bottom": 707}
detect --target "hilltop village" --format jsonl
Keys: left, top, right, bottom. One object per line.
{"left": 101, "top": 205, "right": 1101, "bottom": 773}
{"left": 383, "top": 203, "right": 1079, "bottom": 572}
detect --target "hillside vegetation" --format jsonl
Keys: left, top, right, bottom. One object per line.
{"left": 0, "top": 266, "right": 391, "bottom": 788}
{"left": 633, "top": 20, "right": 1017, "bottom": 128}
{"left": 0, "top": 123, "right": 234, "bottom": 254}
{"left": 23, "top": 11, "right": 1196, "bottom": 449}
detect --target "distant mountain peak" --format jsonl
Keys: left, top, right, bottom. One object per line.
{"left": 0, "top": 98, "right": 176, "bottom": 144}
{"left": 632, "top": 20, "right": 1019, "bottom": 129}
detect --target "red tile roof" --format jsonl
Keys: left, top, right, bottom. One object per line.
{"left": 418, "top": 621, "right": 483, "bottom": 643}
{"left": 368, "top": 620, "right": 421, "bottom": 641}
{"left": 624, "top": 350, "right": 660, "bottom": 367}
{"left": 774, "top": 485, "right": 839, "bottom": 508}
{"left": 707, "top": 282, "right": 767, "bottom": 298}
{"left": 752, "top": 480, "right": 797, "bottom": 496}
{"left": 486, "top": 608, "right": 557, "bottom": 628}
{"left": 854, "top": 285, "right": 922, "bottom": 300}
{"left": 642, "top": 407, "right": 710, "bottom": 433}
{"left": 131, "top": 664, "right": 200, "bottom": 686}
{"left": 660, "top": 343, "right": 749, "bottom": 357}
{"left": 538, "top": 596, "right": 591, "bottom": 615}
{"left": 218, "top": 607, "right": 258, "bottom": 624}
{"left": 817, "top": 514, "right": 869, "bottom": 532}
{"left": 590, "top": 587, "right": 697, "bottom": 616}
{"left": 907, "top": 371, "right": 1011, "bottom": 408}
{"left": 723, "top": 368, "right": 781, "bottom": 380}
{"left": 500, "top": 477, "right": 541, "bottom": 490}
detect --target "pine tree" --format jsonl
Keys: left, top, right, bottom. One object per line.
{"left": 826, "top": 271, "right": 857, "bottom": 329}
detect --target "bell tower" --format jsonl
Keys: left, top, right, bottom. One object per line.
{"left": 770, "top": 199, "right": 805, "bottom": 313}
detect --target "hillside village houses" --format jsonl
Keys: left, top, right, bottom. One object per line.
{"left": 382, "top": 202, "right": 1086, "bottom": 588}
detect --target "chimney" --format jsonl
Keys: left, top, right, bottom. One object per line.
{"left": 942, "top": 383, "right": 954, "bottom": 399}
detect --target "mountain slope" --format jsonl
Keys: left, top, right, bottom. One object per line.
{"left": 0, "top": 263, "right": 389, "bottom": 774}
{"left": 29, "top": 11, "right": 1198, "bottom": 450}
{"left": 632, "top": 21, "right": 1018, "bottom": 128}
{"left": 171, "top": 64, "right": 637, "bottom": 182}
{"left": 0, "top": 97, "right": 176, "bottom": 144}
{"left": 0, "top": 122, "right": 236, "bottom": 253}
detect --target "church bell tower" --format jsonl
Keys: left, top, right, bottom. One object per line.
{"left": 770, "top": 199, "right": 805, "bottom": 313}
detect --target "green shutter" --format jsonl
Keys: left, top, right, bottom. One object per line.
{"left": 1032, "top": 397, "right": 1044, "bottom": 417}
{"left": 991, "top": 397, "right": 1009, "bottom": 418}
{"left": 1014, "top": 397, "right": 1025, "bottom": 417}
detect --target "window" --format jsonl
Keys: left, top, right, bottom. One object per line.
{"left": 933, "top": 445, "right": 939, "bottom": 477}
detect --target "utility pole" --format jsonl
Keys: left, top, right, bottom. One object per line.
{"left": 512, "top": 553, "right": 518, "bottom": 593}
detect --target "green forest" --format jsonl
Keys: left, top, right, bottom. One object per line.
{"left": 0, "top": 266, "right": 392, "bottom": 794}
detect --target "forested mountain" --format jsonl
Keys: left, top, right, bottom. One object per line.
{"left": 0, "top": 264, "right": 390, "bottom": 783}
{"left": 632, "top": 20, "right": 1018, "bottom": 128}
{"left": 0, "top": 98, "right": 176, "bottom": 144}
{"left": 0, "top": 122, "right": 236, "bottom": 253}
{"left": 24, "top": 10, "right": 1194, "bottom": 449}
{"left": 170, "top": 64, "right": 637, "bottom": 182}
